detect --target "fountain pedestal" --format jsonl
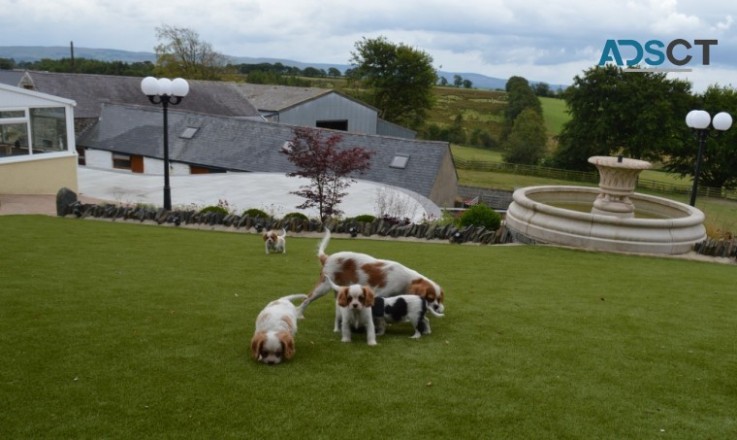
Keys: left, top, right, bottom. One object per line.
{"left": 588, "top": 156, "right": 652, "bottom": 218}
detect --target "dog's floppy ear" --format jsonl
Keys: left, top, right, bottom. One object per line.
{"left": 362, "top": 286, "right": 375, "bottom": 306}
{"left": 337, "top": 287, "right": 349, "bottom": 307}
{"left": 262, "top": 232, "right": 270, "bottom": 241}
{"left": 250, "top": 332, "right": 266, "bottom": 360}
{"left": 278, "top": 331, "right": 295, "bottom": 360}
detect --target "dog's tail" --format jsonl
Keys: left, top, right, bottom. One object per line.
{"left": 317, "top": 228, "right": 331, "bottom": 266}
{"left": 426, "top": 306, "right": 445, "bottom": 318}
{"left": 281, "top": 293, "right": 308, "bottom": 304}
{"left": 279, "top": 228, "right": 287, "bottom": 237}
{"left": 324, "top": 275, "right": 341, "bottom": 292}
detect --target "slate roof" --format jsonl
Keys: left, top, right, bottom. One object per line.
{"left": 77, "top": 103, "right": 453, "bottom": 200}
{"left": 0, "top": 70, "right": 24, "bottom": 87}
{"left": 230, "top": 83, "right": 333, "bottom": 112}
{"left": 230, "top": 82, "right": 378, "bottom": 114}
{"left": 12, "top": 71, "right": 262, "bottom": 120}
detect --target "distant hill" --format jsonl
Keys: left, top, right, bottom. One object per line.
{"left": 0, "top": 45, "right": 567, "bottom": 91}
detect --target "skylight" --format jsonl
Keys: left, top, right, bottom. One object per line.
{"left": 389, "top": 154, "right": 409, "bottom": 169}
{"left": 180, "top": 127, "right": 199, "bottom": 139}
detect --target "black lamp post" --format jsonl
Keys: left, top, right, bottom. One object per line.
{"left": 141, "top": 76, "right": 190, "bottom": 211}
{"left": 685, "top": 110, "right": 732, "bottom": 207}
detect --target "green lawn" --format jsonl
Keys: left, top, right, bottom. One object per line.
{"left": 1, "top": 216, "right": 735, "bottom": 439}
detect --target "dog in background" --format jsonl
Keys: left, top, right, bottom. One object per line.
{"left": 299, "top": 229, "right": 445, "bottom": 318}
{"left": 327, "top": 277, "right": 377, "bottom": 346}
{"left": 250, "top": 294, "right": 307, "bottom": 364}
{"left": 373, "top": 295, "right": 444, "bottom": 339}
{"left": 263, "top": 228, "right": 287, "bottom": 254}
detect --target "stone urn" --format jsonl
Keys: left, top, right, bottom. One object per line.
{"left": 588, "top": 156, "right": 652, "bottom": 218}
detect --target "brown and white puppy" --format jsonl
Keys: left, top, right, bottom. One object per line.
{"left": 263, "top": 228, "right": 287, "bottom": 254}
{"left": 327, "top": 278, "right": 377, "bottom": 346}
{"left": 299, "top": 229, "right": 445, "bottom": 317}
{"left": 250, "top": 293, "right": 307, "bottom": 364}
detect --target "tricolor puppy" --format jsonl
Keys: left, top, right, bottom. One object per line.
{"left": 373, "top": 295, "right": 445, "bottom": 339}
{"left": 327, "top": 277, "right": 377, "bottom": 346}
{"left": 299, "top": 229, "right": 445, "bottom": 317}
{"left": 250, "top": 293, "right": 307, "bottom": 364}
{"left": 263, "top": 228, "right": 287, "bottom": 254}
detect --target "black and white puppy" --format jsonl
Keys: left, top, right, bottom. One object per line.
{"left": 372, "top": 295, "right": 444, "bottom": 339}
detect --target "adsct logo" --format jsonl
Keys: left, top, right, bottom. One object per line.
{"left": 598, "top": 39, "right": 718, "bottom": 72}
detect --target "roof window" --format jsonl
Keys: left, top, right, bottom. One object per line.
{"left": 389, "top": 154, "right": 409, "bottom": 169}
{"left": 180, "top": 127, "right": 199, "bottom": 139}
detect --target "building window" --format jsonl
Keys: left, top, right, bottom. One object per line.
{"left": 1, "top": 107, "right": 68, "bottom": 158}
{"left": 390, "top": 154, "right": 410, "bottom": 169}
{"left": 316, "top": 120, "right": 348, "bottom": 131}
{"left": 112, "top": 153, "right": 132, "bottom": 170}
{"left": 180, "top": 127, "right": 199, "bottom": 139}
{"left": 30, "top": 107, "right": 67, "bottom": 154}
{"left": 0, "top": 109, "right": 28, "bottom": 157}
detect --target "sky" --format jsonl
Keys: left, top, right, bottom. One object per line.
{"left": 1, "top": 0, "right": 735, "bottom": 92}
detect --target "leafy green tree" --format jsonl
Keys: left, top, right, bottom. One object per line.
{"left": 453, "top": 74, "right": 463, "bottom": 87}
{"left": 502, "top": 76, "right": 542, "bottom": 141}
{"left": 327, "top": 67, "right": 342, "bottom": 77}
{"left": 448, "top": 114, "right": 466, "bottom": 145}
{"left": 350, "top": 36, "right": 437, "bottom": 130}
{"left": 553, "top": 65, "right": 694, "bottom": 171}
{"left": 302, "top": 67, "right": 325, "bottom": 77}
{"left": 503, "top": 108, "right": 548, "bottom": 165}
{"left": 0, "top": 58, "right": 15, "bottom": 69}
{"left": 154, "top": 25, "right": 229, "bottom": 80}
{"left": 664, "top": 85, "right": 737, "bottom": 189}
{"left": 462, "top": 79, "right": 473, "bottom": 89}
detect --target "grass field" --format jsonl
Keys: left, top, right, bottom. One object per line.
{"left": 1, "top": 216, "right": 736, "bottom": 439}
{"left": 540, "top": 96, "right": 570, "bottom": 135}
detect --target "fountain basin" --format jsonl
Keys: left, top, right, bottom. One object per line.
{"left": 505, "top": 186, "right": 706, "bottom": 255}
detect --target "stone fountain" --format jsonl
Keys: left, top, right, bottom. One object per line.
{"left": 505, "top": 156, "right": 706, "bottom": 255}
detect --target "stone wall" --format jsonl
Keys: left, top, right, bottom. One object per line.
{"left": 62, "top": 200, "right": 514, "bottom": 245}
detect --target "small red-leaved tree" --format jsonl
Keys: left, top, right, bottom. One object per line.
{"left": 283, "top": 127, "right": 374, "bottom": 223}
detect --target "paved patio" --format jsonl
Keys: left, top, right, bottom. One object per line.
{"left": 1, "top": 167, "right": 441, "bottom": 222}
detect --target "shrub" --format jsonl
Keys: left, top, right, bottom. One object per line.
{"left": 242, "top": 208, "right": 270, "bottom": 219}
{"left": 458, "top": 204, "right": 501, "bottom": 230}
{"left": 199, "top": 205, "right": 229, "bottom": 216}
{"left": 283, "top": 212, "right": 309, "bottom": 222}
{"left": 351, "top": 214, "right": 376, "bottom": 223}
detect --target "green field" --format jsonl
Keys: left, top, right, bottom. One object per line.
{"left": 1, "top": 216, "right": 736, "bottom": 439}
{"left": 540, "top": 96, "right": 570, "bottom": 135}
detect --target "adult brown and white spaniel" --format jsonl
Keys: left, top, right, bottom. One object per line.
{"left": 250, "top": 294, "right": 307, "bottom": 364}
{"left": 299, "top": 229, "right": 445, "bottom": 322}
{"left": 263, "top": 228, "right": 287, "bottom": 254}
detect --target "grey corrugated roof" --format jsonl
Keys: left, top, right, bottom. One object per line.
{"left": 230, "top": 83, "right": 334, "bottom": 112}
{"left": 77, "top": 103, "right": 451, "bottom": 199}
{"left": 14, "top": 71, "right": 262, "bottom": 119}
